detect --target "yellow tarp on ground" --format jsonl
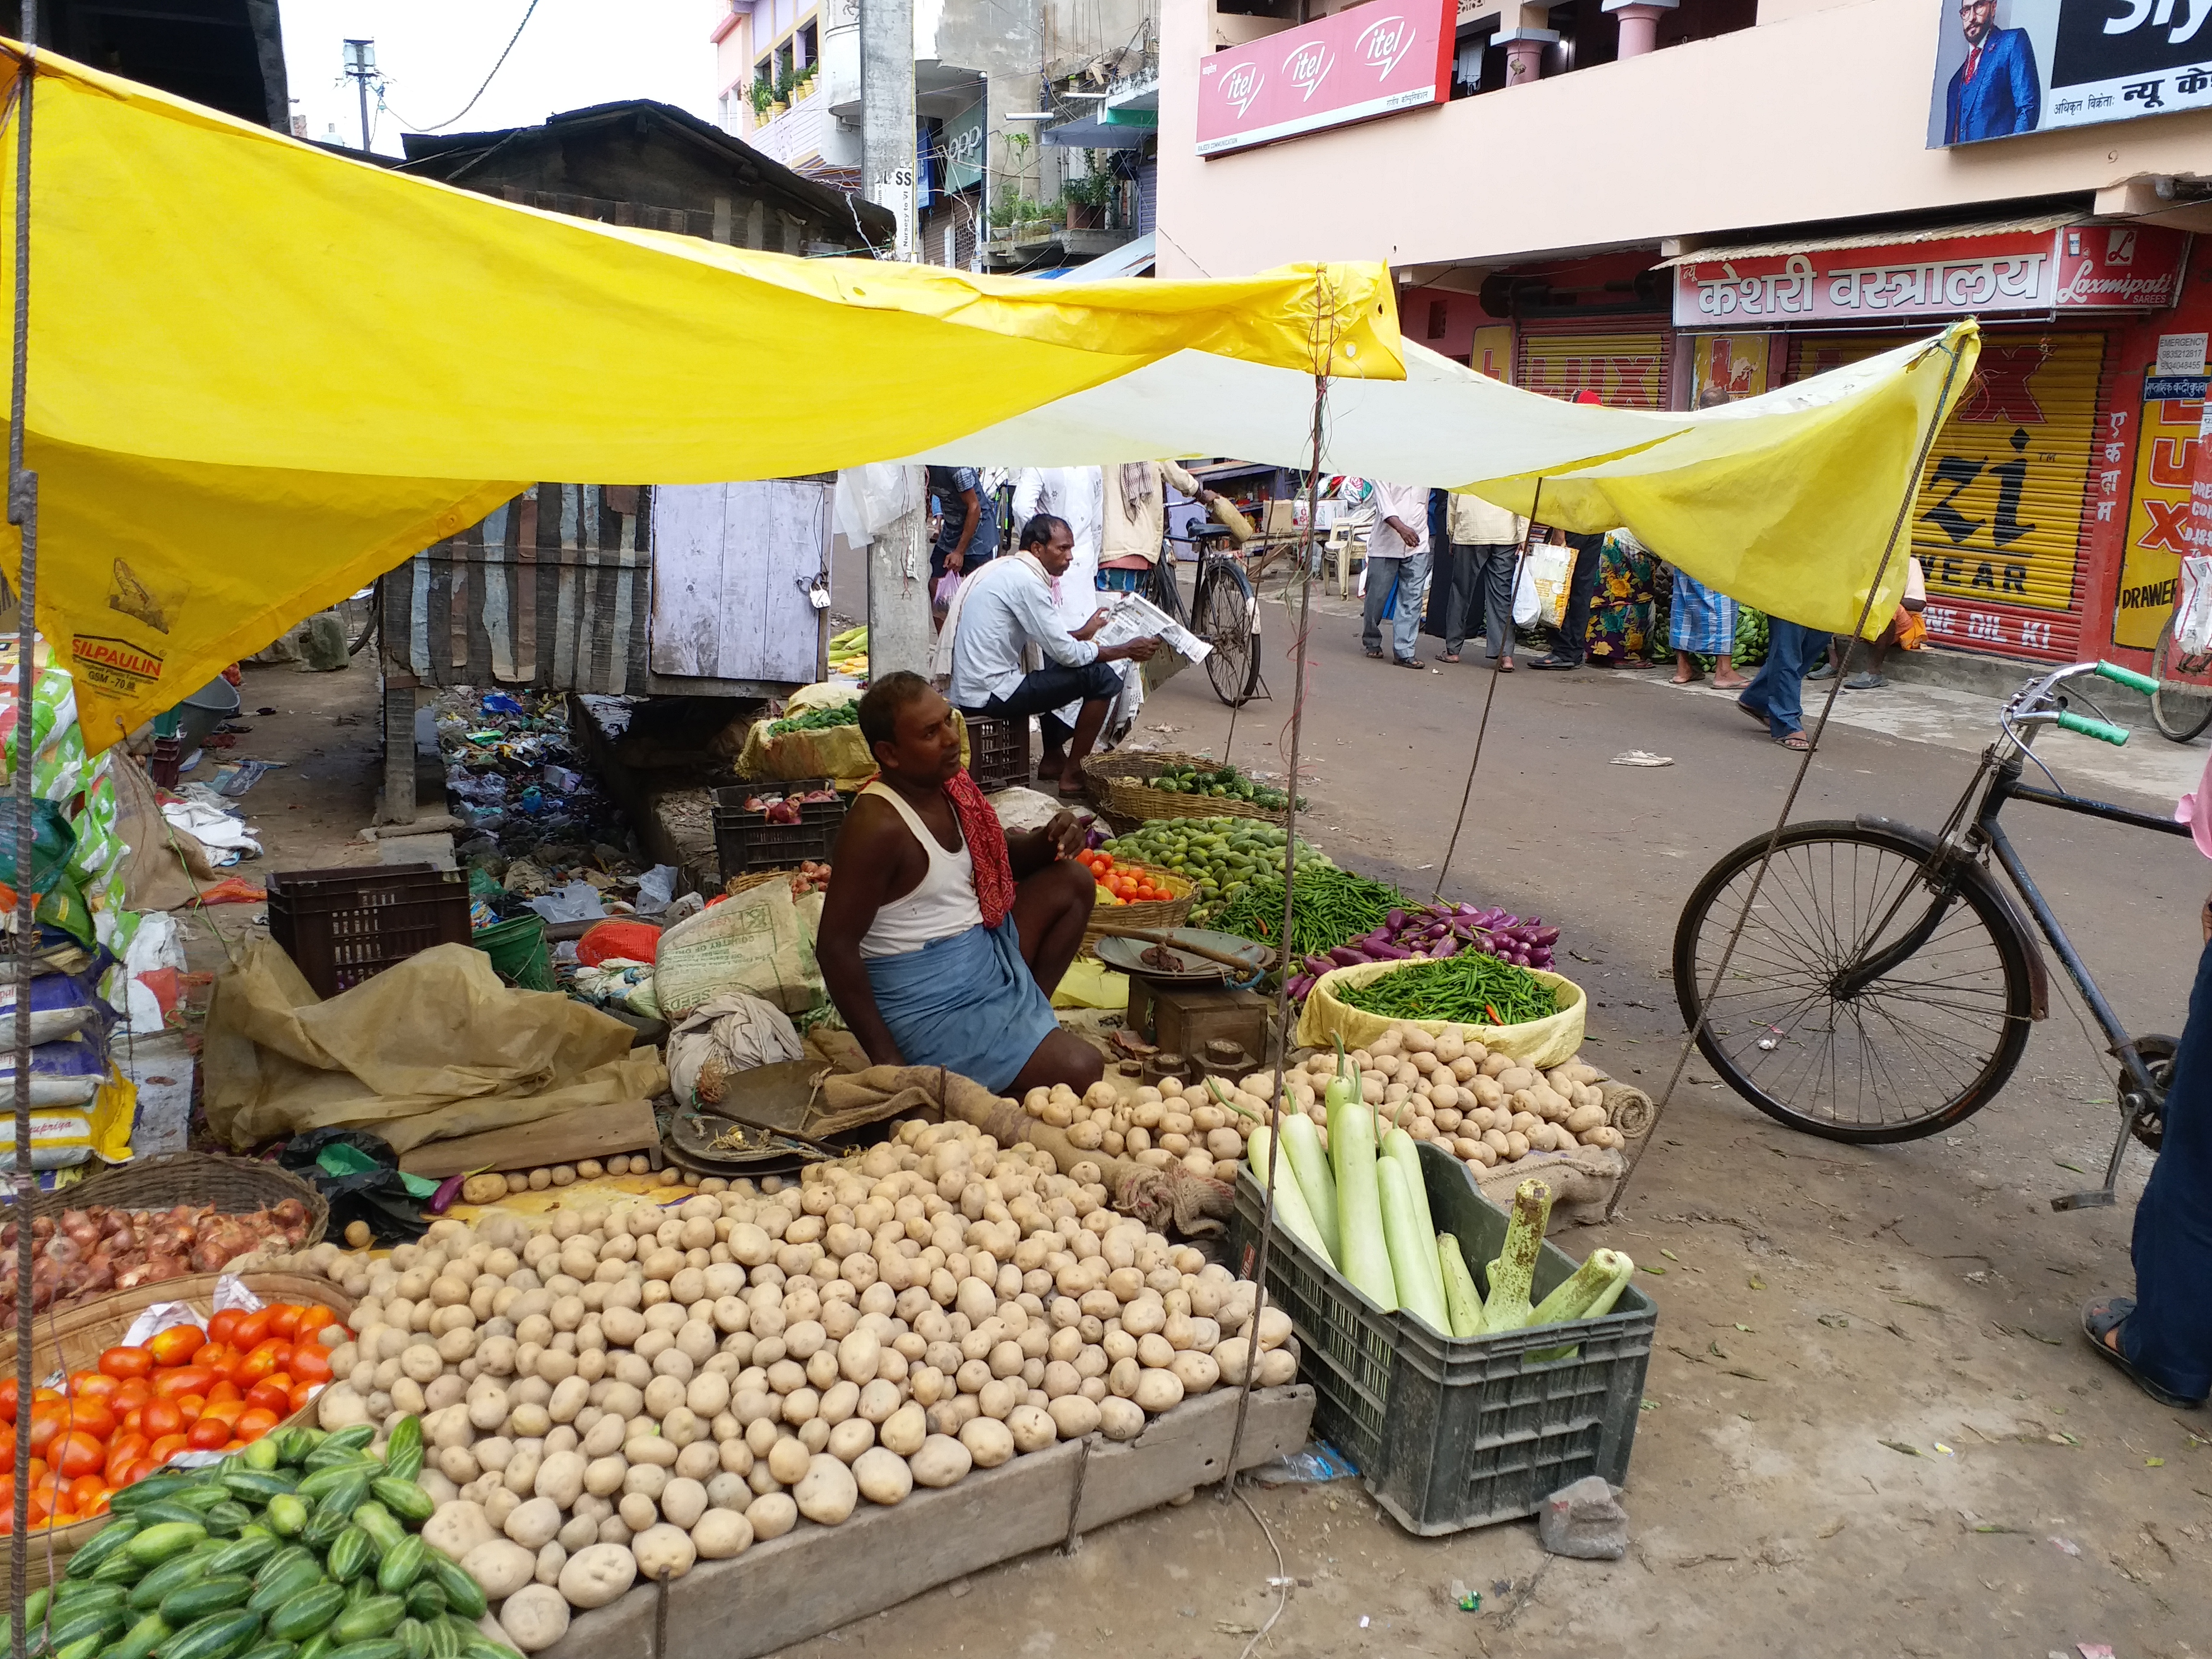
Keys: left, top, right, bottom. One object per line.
{"left": 0, "top": 44, "right": 1399, "bottom": 747}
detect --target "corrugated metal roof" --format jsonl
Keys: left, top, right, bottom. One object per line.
{"left": 1654, "top": 212, "right": 2082, "bottom": 269}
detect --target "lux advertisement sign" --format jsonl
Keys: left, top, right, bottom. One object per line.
{"left": 1929, "top": 0, "right": 2212, "bottom": 145}
{"left": 1196, "top": 0, "right": 1452, "bottom": 157}
{"left": 1672, "top": 223, "right": 2189, "bottom": 326}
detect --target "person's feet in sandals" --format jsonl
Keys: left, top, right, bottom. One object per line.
{"left": 1037, "top": 754, "right": 1065, "bottom": 784}
{"left": 1712, "top": 673, "right": 1750, "bottom": 691}
{"left": 1774, "top": 730, "right": 1812, "bottom": 752}
{"left": 1438, "top": 653, "right": 1462, "bottom": 664}
{"left": 1670, "top": 667, "right": 1703, "bottom": 685}
{"left": 2082, "top": 1296, "right": 2205, "bottom": 1407}
{"left": 1395, "top": 655, "right": 1426, "bottom": 670}
{"left": 1736, "top": 698, "right": 1771, "bottom": 729}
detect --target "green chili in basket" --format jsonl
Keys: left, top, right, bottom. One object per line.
{"left": 1337, "top": 953, "right": 1558, "bottom": 1026}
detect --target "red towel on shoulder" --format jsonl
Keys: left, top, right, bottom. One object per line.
{"left": 946, "top": 769, "right": 1015, "bottom": 930}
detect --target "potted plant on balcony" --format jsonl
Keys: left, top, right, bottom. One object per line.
{"left": 1062, "top": 165, "right": 1115, "bottom": 231}
{"left": 769, "top": 64, "right": 795, "bottom": 118}
{"left": 749, "top": 74, "right": 774, "bottom": 123}
{"left": 792, "top": 62, "right": 817, "bottom": 103}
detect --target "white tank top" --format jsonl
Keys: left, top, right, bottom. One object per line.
{"left": 856, "top": 781, "right": 984, "bottom": 959}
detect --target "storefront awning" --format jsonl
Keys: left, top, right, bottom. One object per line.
{"left": 1652, "top": 211, "right": 2085, "bottom": 268}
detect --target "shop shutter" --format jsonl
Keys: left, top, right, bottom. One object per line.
{"left": 1786, "top": 331, "right": 2109, "bottom": 663}
{"left": 1513, "top": 323, "right": 1672, "bottom": 409}
{"left": 1136, "top": 159, "right": 1158, "bottom": 235}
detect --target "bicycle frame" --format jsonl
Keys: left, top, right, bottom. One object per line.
{"left": 1880, "top": 660, "right": 2194, "bottom": 1206}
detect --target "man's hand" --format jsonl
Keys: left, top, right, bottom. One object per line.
{"left": 1044, "top": 809, "right": 1085, "bottom": 860}
{"left": 1395, "top": 518, "right": 1419, "bottom": 548}
{"left": 1105, "top": 635, "right": 1161, "bottom": 663}
{"left": 2201, "top": 889, "right": 2210, "bottom": 944}
{"left": 1199, "top": 488, "right": 1221, "bottom": 509}
{"left": 1073, "top": 608, "right": 1111, "bottom": 641}
{"left": 945, "top": 551, "right": 964, "bottom": 573}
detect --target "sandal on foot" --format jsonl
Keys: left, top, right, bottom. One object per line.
{"left": 1363, "top": 646, "right": 1384, "bottom": 659}
{"left": 2082, "top": 1296, "right": 2204, "bottom": 1407}
{"left": 1439, "top": 654, "right": 1462, "bottom": 664}
{"left": 1736, "top": 699, "right": 1771, "bottom": 729}
{"left": 1774, "top": 730, "right": 1812, "bottom": 752}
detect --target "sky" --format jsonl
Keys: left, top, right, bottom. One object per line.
{"left": 279, "top": 1, "right": 721, "bottom": 156}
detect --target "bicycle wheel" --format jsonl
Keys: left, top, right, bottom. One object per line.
{"left": 1195, "top": 560, "right": 1261, "bottom": 706}
{"left": 2149, "top": 611, "right": 2212, "bottom": 743}
{"left": 1672, "top": 819, "right": 2035, "bottom": 1143}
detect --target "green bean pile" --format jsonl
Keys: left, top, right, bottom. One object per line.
{"left": 1212, "top": 867, "right": 1403, "bottom": 962}
{"left": 1337, "top": 952, "right": 1559, "bottom": 1026}
{"left": 767, "top": 704, "right": 860, "bottom": 738}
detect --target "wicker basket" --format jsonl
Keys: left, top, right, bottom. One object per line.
{"left": 0, "top": 1272, "right": 355, "bottom": 1589}
{"left": 32, "top": 1152, "right": 329, "bottom": 1244}
{"left": 1082, "top": 750, "right": 1289, "bottom": 826}
{"left": 1080, "top": 866, "right": 1196, "bottom": 953}
{"left": 724, "top": 868, "right": 792, "bottom": 898}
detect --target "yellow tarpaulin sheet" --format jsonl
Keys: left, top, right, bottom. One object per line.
{"left": 920, "top": 324, "right": 1984, "bottom": 640}
{"left": 0, "top": 44, "right": 1400, "bottom": 747}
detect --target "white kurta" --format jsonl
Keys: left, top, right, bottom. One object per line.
{"left": 1012, "top": 467, "right": 1128, "bottom": 732}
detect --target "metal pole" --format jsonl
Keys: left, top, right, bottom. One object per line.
{"left": 355, "top": 74, "right": 370, "bottom": 151}
{"left": 7, "top": 11, "right": 39, "bottom": 1645}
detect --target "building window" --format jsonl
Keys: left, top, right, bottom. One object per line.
{"left": 798, "top": 19, "right": 818, "bottom": 67}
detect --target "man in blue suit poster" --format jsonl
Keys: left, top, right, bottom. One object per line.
{"left": 1945, "top": 0, "right": 2041, "bottom": 143}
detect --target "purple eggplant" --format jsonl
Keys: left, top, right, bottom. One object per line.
{"left": 1385, "top": 908, "right": 1407, "bottom": 932}
{"left": 1328, "top": 945, "right": 1368, "bottom": 967}
{"left": 1527, "top": 926, "right": 1561, "bottom": 948}
{"left": 1429, "top": 935, "right": 1460, "bottom": 960}
{"left": 1287, "top": 975, "right": 1313, "bottom": 1001}
{"left": 1368, "top": 942, "right": 1412, "bottom": 960}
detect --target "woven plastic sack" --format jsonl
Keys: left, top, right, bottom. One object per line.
{"left": 577, "top": 919, "right": 663, "bottom": 967}
{"left": 1295, "top": 961, "right": 1586, "bottom": 1069}
{"left": 654, "top": 879, "right": 822, "bottom": 1020}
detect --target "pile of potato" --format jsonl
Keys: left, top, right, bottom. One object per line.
{"left": 1285, "top": 1031, "right": 1626, "bottom": 1178}
{"left": 286, "top": 1116, "right": 1294, "bottom": 1647}
{"left": 1020, "top": 1077, "right": 1264, "bottom": 1185}
{"left": 460, "top": 1159, "right": 678, "bottom": 1206}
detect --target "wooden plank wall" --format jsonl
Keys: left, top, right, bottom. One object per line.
{"left": 382, "top": 483, "right": 654, "bottom": 693}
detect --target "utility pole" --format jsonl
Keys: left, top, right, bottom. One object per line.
{"left": 341, "top": 39, "right": 376, "bottom": 151}
{"left": 857, "top": 0, "right": 931, "bottom": 675}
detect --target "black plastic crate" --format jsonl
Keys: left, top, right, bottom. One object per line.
{"left": 1231, "top": 1140, "right": 1656, "bottom": 1535}
{"left": 711, "top": 781, "right": 848, "bottom": 880}
{"left": 963, "top": 714, "right": 1031, "bottom": 793}
{"left": 266, "top": 862, "right": 472, "bottom": 999}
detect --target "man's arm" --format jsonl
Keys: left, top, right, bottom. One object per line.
{"left": 1011, "top": 469, "right": 1049, "bottom": 528}
{"left": 2007, "top": 34, "right": 2040, "bottom": 133}
{"left": 816, "top": 798, "right": 920, "bottom": 1066}
{"left": 1161, "top": 460, "right": 1216, "bottom": 507}
{"left": 1007, "top": 810, "right": 1086, "bottom": 880}
{"left": 946, "top": 487, "right": 981, "bottom": 570}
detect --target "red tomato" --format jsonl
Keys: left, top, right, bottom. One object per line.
{"left": 145, "top": 1326, "right": 204, "bottom": 1368}
{"left": 233, "top": 1408, "right": 280, "bottom": 1443}
{"left": 64, "top": 1402, "right": 116, "bottom": 1442}
{"left": 268, "top": 1305, "right": 303, "bottom": 1341}
{"left": 174, "top": 1396, "right": 205, "bottom": 1424}
{"left": 205, "top": 1310, "right": 245, "bottom": 1347}
{"left": 145, "top": 1433, "right": 189, "bottom": 1466}
{"left": 54, "top": 1431, "right": 105, "bottom": 1480}
{"left": 105, "top": 1434, "right": 148, "bottom": 1484}
{"left": 99, "top": 1346, "right": 154, "bottom": 1381}
{"left": 0, "top": 1425, "right": 12, "bottom": 1464}
{"left": 198, "top": 1398, "right": 246, "bottom": 1429}
{"left": 231, "top": 1310, "right": 274, "bottom": 1350}
{"left": 25, "top": 1407, "right": 65, "bottom": 1456}
{"left": 0, "top": 1377, "right": 20, "bottom": 1423}
{"left": 289, "top": 1347, "right": 333, "bottom": 1385}
{"left": 205, "top": 1380, "right": 242, "bottom": 1407}
{"left": 244, "top": 1379, "right": 292, "bottom": 1415}
{"left": 121, "top": 1457, "right": 157, "bottom": 1486}
{"left": 235, "top": 1348, "right": 281, "bottom": 1387}
{"left": 287, "top": 1382, "right": 314, "bottom": 1415}
{"left": 67, "top": 1474, "right": 104, "bottom": 1512}
{"left": 141, "top": 1398, "right": 183, "bottom": 1439}
{"left": 184, "top": 1418, "right": 229, "bottom": 1452}
{"left": 151, "top": 1366, "right": 216, "bottom": 1401}
{"left": 110, "top": 1378, "right": 151, "bottom": 1413}
{"left": 294, "top": 1307, "right": 339, "bottom": 1340}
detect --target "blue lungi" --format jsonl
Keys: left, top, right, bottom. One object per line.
{"left": 1669, "top": 571, "right": 1738, "bottom": 654}
{"left": 862, "top": 914, "right": 1059, "bottom": 1094}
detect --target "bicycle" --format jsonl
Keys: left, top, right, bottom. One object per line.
{"left": 2149, "top": 601, "right": 2212, "bottom": 743}
{"left": 1671, "top": 657, "right": 2184, "bottom": 1209}
{"left": 1147, "top": 523, "right": 1265, "bottom": 707}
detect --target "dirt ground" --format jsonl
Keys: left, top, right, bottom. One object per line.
{"left": 209, "top": 605, "right": 2212, "bottom": 1659}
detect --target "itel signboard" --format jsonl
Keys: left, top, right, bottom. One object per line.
{"left": 1929, "top": 0, "right": 2212, "bottom": 145}
{"left": 1196, "top": 0, "right": 1454, "bottom": 157}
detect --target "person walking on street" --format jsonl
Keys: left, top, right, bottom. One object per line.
{"left": 1735, "top": 615, "right": 1829, "bottom": 751}
{"left": 1668, "top": 569, "right": 1748, "bottom": 689}
{"left": 2082, "top": 882, "right": 2212, "bottom": 1409}
{"left": 1529, "top": 390, "right": 1611, "bottom": 673}
{"left": 1362, "top": 479, "right": 1431, "bottom": 669}
{"left": 1437, "top": 491, "right": 1527, "bottom": 669}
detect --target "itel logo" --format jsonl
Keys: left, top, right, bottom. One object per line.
{"left": 1283, "top": 38, "right": 1334, "bottom": 102}
{"left": 1355, "top": 14, "right": 1415, "bottom": 79}
{"left": 1220, "top": 60, "right": 1263, "bottom": 116}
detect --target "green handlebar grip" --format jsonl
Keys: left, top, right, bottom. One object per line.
{"left": 2056, "top": 709, "right": 2130, "bottom": 746}
{"left": 2095, "top": 659, "right": 2160, "bottom": 697}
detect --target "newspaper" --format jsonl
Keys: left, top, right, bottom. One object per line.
{"left": 1089, "top": 591, "right": 1212, "bottom": 695}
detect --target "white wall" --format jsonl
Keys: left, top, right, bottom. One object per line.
{"left": 1157, "top": 0, "right": 2212, "bottom": 276}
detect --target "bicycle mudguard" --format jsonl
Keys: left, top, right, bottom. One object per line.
{"left": 1855, "top": 814, "right": 2050, "bottom": 1021}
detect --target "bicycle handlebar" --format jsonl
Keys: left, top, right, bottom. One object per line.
{"left": 2094, "top": 659, "right": 2160, "bottom": 697}
{"left": 2056, "top": 709, "right": 2130, "bottom": 746}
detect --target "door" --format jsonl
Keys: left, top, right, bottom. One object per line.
{"left": 648, "top": 480, "right": 831, "bottom": 688}
{"left": 1514, "top": 323, "right": 1673, "bottom": 409}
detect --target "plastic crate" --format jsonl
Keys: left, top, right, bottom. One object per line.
{"left": 266, "top": 863, "right": 472, "bottom": 999}
{"left": 963, "top": 714, "right": 1031, "bottom": 793}
{"left": 711, "top": 781, "right": 848, "bottom": 879}
{"left": 1230, "top": 1140, "right": 1655, "bottom": 1536}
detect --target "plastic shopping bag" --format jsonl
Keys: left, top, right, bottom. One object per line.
{"left": 2177, "top": 555, "right": 2212, "bottom": 659}
{"left": 932, "top": 569, "right": 963, "bottom": 614}
{"left": 1514, "top": 544, "right": 1572, "bottom": 630}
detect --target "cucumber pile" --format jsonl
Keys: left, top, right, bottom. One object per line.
{"left": 10, "top": 1418, "right": 515, "bottom": 1659}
